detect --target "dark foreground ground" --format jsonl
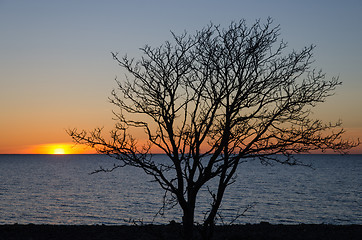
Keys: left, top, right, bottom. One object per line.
{"left": 1, "top": 223, "right": 361, "bottom": 240}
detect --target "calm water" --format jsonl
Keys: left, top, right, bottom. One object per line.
{"left": 0, "top": 154, "right": 361, "bottom": 225}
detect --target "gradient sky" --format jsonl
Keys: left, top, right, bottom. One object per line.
{"left": 1, "top": 0, "right": 361, "bottom": 154}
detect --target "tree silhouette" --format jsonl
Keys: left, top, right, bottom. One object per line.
{"left": 68, "top": 18, "right": 358, "bottom": 240}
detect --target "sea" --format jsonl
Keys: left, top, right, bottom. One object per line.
{"left": 0, "top": 154, "right": 361, "bottom": 225}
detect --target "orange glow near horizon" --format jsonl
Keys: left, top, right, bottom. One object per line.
{"left": 1, "top": 140, "right": 361, "bottom": 154}
{"left": 27, "top": 143, "right": 97, "bottom": 154}
{"left": 0, "top": 128, "right": 360, "bottom": 154}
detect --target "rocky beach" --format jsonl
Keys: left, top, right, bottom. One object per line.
{"left": 1, "top": 223, "right": 361, "bottom": 240}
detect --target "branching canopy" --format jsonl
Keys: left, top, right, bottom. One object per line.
{"left": 68, "top": 18, "right": 358, "bottom": 239}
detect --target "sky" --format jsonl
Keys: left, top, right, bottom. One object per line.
{"left": 1, "top": 0, "right": 361, "bottom": 154}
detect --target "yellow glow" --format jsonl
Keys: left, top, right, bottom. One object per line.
{"left": 53, "top": 147, "right": 66, "bottom": 154}
{"left": 28, "top": 143, "right": 96, "bottom": 154}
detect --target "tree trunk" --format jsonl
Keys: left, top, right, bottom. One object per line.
{"left": 201, "top": 181, "right": 227, "bottom": 240}
{"left": 182, "top": 203, "right": 196, "bottom": 240}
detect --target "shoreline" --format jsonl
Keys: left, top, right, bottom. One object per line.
{"left": 1, "top": 223, "right": 361, "bottom": 240}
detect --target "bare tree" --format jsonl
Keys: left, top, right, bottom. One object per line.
{"left": 68, "top": 18, "right": 358, "bottom": 240}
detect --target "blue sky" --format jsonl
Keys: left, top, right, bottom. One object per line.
{"left": 1, "top": 0, "right": 361, "bottom": 153}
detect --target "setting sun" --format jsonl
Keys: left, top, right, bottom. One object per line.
{"left": 52, "top": 147, "right": 66, "bottom": 155}
{"left": 26, "top": 143, "right": 96, "bottom": 154}
{"left": 35, "top": 144, "right": 72, "bottom": 154}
